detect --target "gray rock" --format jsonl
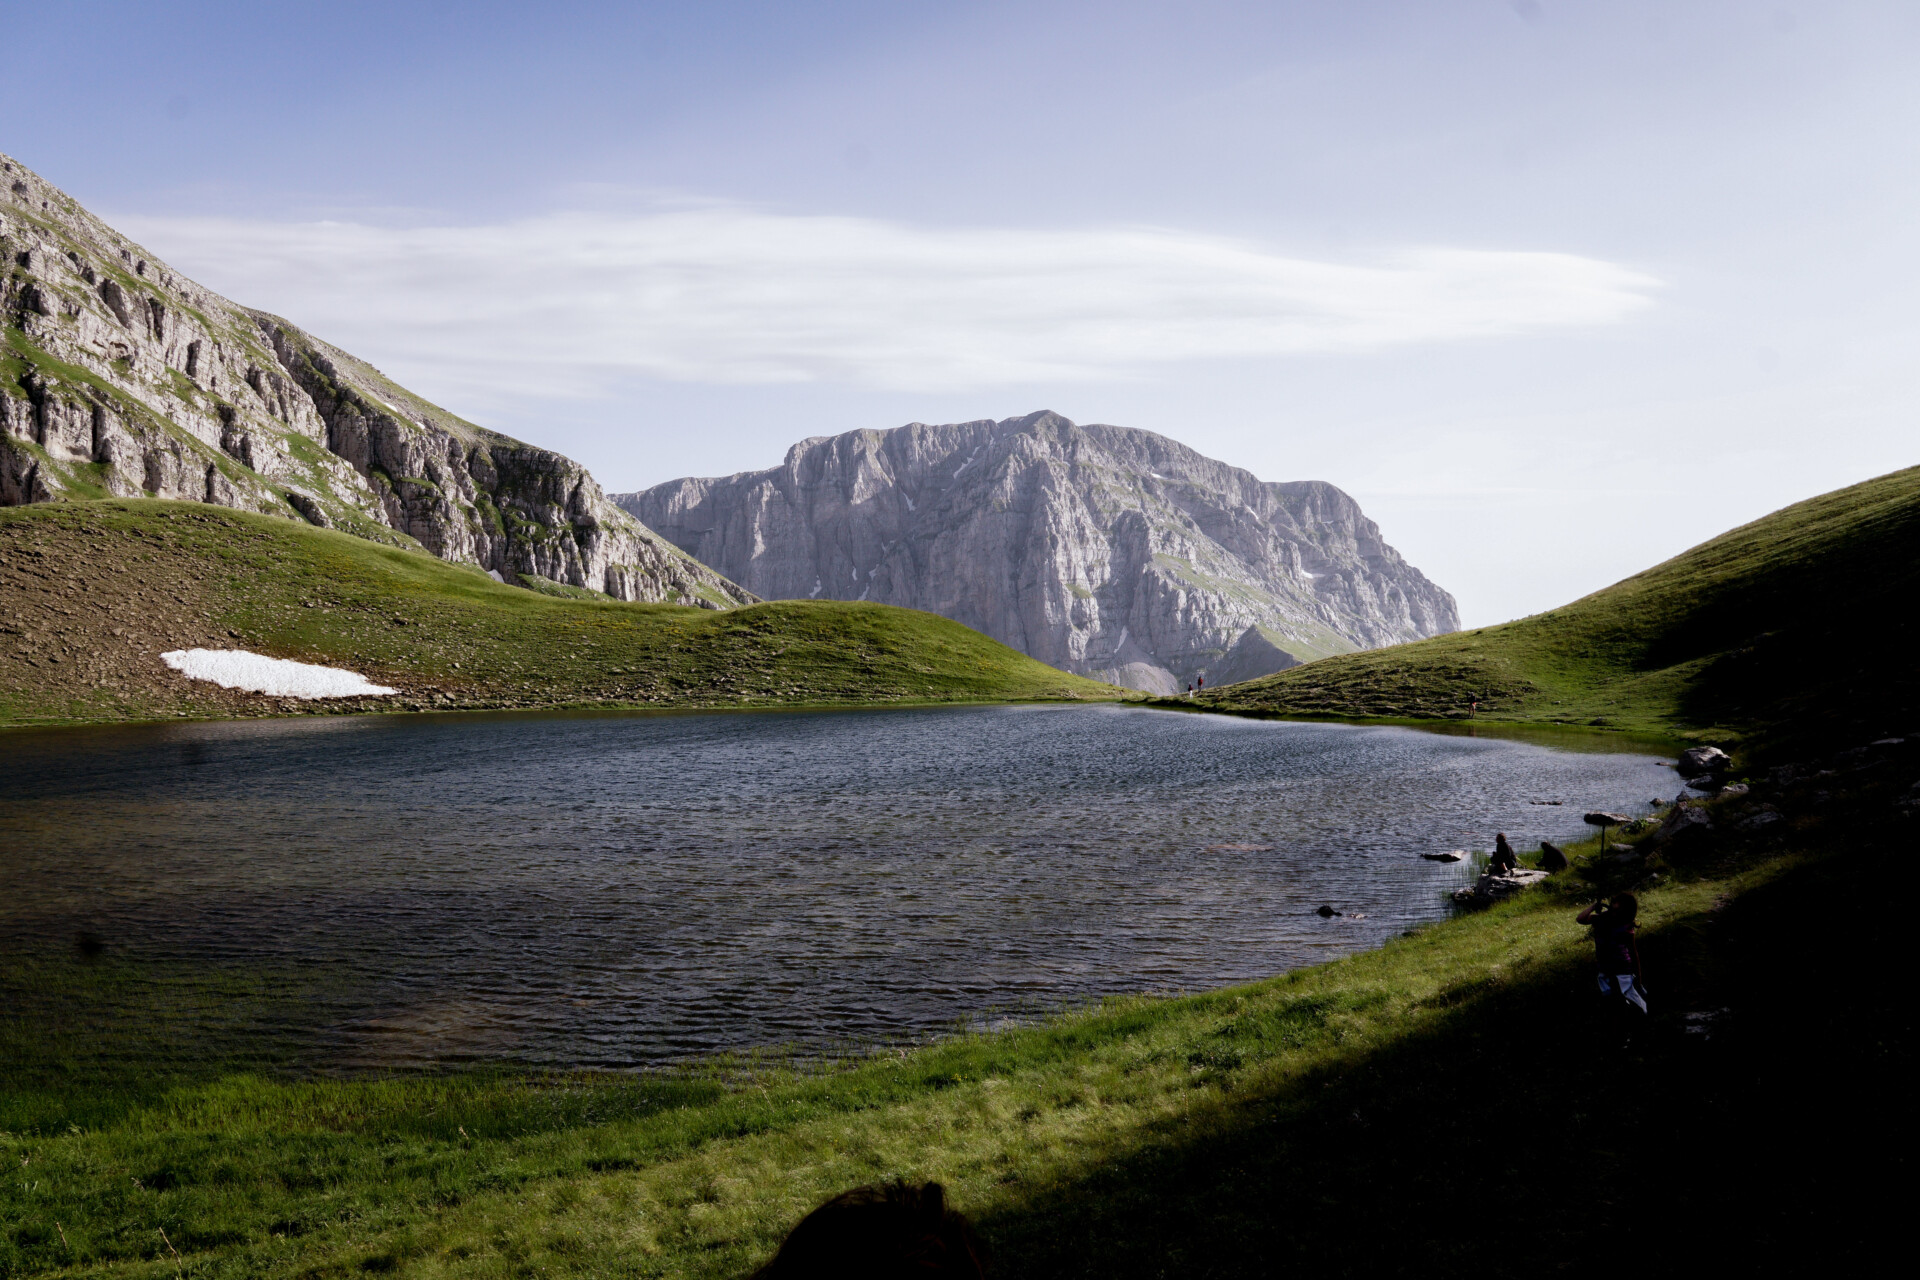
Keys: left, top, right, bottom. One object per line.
{"left": 616, "top": 412, "right": 1458, "bottom": 691}
{"left": 1640, "top": 801, "right": 1713, "bottom": 851}
{"left": 1675, "top": 746, "right": 1732, "bottom": 778}
{"left": 1421, "top": 849, "right": 1468, "bottom": 862}
{"left": 0, "top": 152, "right": 751, "bottom": 609}
{"left": 1583, "top": 811, "right": 1632, "bottom": 827}
{"left": 1452, "top": 868, "right": 1550, "bottom": 905}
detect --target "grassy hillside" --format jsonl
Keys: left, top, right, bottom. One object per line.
{"left": 0, "top": 500, "right": 1118, "bottom": 728}
{"left": 1197, "top": 464, "right": 1920, "bottom": 752}
{"left": 3, "top": 737, "right": 1908, "bottom": 1277}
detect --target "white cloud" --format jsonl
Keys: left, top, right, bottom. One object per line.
{"left": 118, "top": 206, "right": 1659, "bottom": 395}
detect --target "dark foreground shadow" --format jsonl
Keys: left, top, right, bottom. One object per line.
{"left": 975, "top": 835, "right": 1908, "bottom": 1277}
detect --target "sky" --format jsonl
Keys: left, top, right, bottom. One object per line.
{"left": 5, "top": 0, "right": 1917, "bottom": 626}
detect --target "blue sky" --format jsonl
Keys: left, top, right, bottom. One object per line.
{"left": 7, "top": 1, "right": 1917, "bottom": 625}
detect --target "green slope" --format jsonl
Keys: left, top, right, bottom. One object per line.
{"left": 1199, "top": 464, "right": 1920, "bottom": 751}
{"left": 0, "top": 500, "right": 1119, "bottom": 727}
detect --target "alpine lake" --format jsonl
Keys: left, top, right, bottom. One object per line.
{"left": 1, "top": 704, "right": 1674, "bottom": 1077}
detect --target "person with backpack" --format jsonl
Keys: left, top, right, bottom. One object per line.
{"left": 1577, "top": 893, "right": 1646, "bottom": 1015}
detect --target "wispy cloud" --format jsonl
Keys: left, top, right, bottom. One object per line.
{"left": 118, "top": 206, "right": 1660, "bottom": 395}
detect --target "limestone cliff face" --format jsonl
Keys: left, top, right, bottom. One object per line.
{"left": 0, "top": 152, "right": 750, "bottom": 607}
{"left": 618, "top": 412, "right": 1458, "bottom": 692}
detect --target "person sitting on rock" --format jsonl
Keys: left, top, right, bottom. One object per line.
{"left": 752, "top": 1181, "right": 988, "bottom": 1278}
{"left": 1577, "top": 893, "right": 1647, "bottom": 1016}
{"left": 1489, "top": 832, "right": 1519, "bottom": 875}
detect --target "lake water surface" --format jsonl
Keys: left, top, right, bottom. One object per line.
{"left": 1, "top": 704, "right": 1672, "bottom": 1070}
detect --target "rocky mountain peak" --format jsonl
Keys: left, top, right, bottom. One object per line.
{"left": 0, "top": 151, "right": 751, "bottom": 607}
{"left": 618, "top": 413, "right": 1458, "bottom": 691}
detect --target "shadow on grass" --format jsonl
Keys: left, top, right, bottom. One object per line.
{"left": 976, "top": 844, "right": 1907, "bottom": 1278}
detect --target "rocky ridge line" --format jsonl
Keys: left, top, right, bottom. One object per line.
{"left": 0, "top": 152, "right": 751, "bottom": 607}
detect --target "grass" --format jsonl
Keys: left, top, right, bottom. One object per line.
{"left": 0, "top": 500, "right": 1120, "bottom": 728}
{"left": 2, "top": 747, "right": 1908, "bottom": 1277}
{"left": 1195, "top": 463, "right": 1920, "bottom": 753}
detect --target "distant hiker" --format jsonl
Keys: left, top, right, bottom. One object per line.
{"left": 1577, "top": 894, "right": 1646, "bottom": 1016}
{"left": 1489, "top": 832, "right": 1518, "bottom": 874}
{"left": 1197, "top": 674, "right": 1205, "bottom": 690}
{"left": 1539, "top": 840, "right": 1569, "bottom": 872}
{"left": 752, "top": 1181, "right": 987, "bottom": 1279}
{"left": 1186, "top": 683, "right": 1193, "bottom": 696}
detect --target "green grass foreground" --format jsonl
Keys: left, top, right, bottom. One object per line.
{"left": 0, "top": 500, "right": 1118, "bottom": 727}
{"left": 1197, "top": 464, "right": 1920, "bottom": 750}
{"left": 4, "top": 745, "right": 1907, "bottom": 1278}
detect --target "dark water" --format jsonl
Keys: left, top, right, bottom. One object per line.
{"left": 0, "top": 705, "right": 1671, "bottom": 1070}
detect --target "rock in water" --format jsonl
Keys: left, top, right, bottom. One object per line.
{"left": 1675, "top": 746, "right": 1732, "bottom": 779}
{"left": 0, "top": 153, "right": 751, "bottom": 608}
{"left": 617, "top": 412, "right": 1458, "bottom": 691}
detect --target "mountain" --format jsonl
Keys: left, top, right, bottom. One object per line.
{"left": 617, "top": 411, "right": 1458, "bottom": 692}
{"left": 1200, "top": 463, "right": 1920, "bottom": 752}
{"left": 0, "top": 152, "right": 750, "bottom": 607}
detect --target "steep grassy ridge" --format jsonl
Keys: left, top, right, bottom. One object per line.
{"left": 1198, "top": 464, "right": 1920, "bottom": 750}
{"left": 0, "top": 500, "right": 1117, "bottom": 727}
{"left": 3, "top": 745, "right": 1909, "bottom": 1277}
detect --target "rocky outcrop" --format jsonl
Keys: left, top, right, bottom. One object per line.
{"left": 1452, "top": 868, "right": 1551, "bottom": 905}
{"left": 0, "top": 152, "right": 750, "bottom": 607}
{"left": 617, "top": 412, "right": 1457, "bottom": 690}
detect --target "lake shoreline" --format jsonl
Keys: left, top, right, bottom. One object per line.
{"left": 5, "top": 736, "right": 1901, "bottom": 1276}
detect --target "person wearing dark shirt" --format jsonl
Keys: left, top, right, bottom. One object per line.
{"left": 1576, "top": 893, "right": 1646, "bottom": 1014}
{"left": 1489, "top": 832, "right": 1518, "bottom": 874}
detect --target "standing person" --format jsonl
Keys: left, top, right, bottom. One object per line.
{"left": 1577, "top": 894, "right": 1646, "bottom": 1016}
{"left": 1197, "top": 674, "right": 1204, "bottom": 690}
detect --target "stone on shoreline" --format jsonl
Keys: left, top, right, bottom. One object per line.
{"left": 1451, "top": 868, "right": 1549, "bottom": 906}
{"left": 1676, "top": 746, "right": 1731, "bottom": 779}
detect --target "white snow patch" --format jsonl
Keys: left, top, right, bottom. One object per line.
{"left": 162, "top": 648, "right": 398, "bottom": 698}
{"left": 902, "top": 493, "right": 915, "bottom": 511}
{"left": 809, "top": 577, "right": 823, "bottom": 599}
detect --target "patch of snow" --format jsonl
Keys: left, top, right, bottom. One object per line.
{"left": 857, "top": 585, "right": 871, "bottom": 601}
{"left": 809, "top": 577, "right": 823, "bottom": 599}
{"left": 162, "top": 648, "right": 397, "bottom": 698}
{"left": 902, "top": 493, "right": 915, "bottom": 511}
{"left": 951, "top": 445, "right": 985, "bottom": 478}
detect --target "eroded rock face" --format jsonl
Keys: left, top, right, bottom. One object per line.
{"left": 0, "top": 153, "right": 750, "bottom": 608}
{"left": 618, "top": 412, "right": 1458, "bottom": 690}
